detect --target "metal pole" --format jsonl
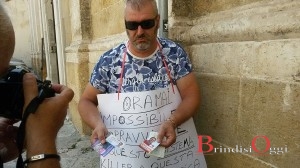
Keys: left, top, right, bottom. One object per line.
{"left": 158, "top": 0, "right": 168, "bottom": 38}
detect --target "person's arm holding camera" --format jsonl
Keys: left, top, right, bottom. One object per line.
{"left": 0, "top": 73, "right": 74, "bottom": 167}
{"left": 22, "top": 73, "right": 74, "bottom": 168}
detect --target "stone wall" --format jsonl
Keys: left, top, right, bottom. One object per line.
{"left": 169, "top": 0, "right": 300, "bottom": 167}
{"left": 90, "top": 0, "right": 124, "bottom": 38}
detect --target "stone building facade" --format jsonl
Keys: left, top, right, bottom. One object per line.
{"left": 4, "top": 0, "right": 300, "bottom": 167}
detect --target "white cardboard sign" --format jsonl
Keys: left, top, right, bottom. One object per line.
{"left": 97, "top": 86, "right": 207, "bottom": 168}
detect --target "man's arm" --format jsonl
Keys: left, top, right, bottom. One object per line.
{"left": 157, "top": 72, "right": 201, "bottom": 147}
{"left": 170, "top": 72, "right": 201, "bottom": 126}
{"left": 78, "top": 83, "right": 108, "bottom": 144}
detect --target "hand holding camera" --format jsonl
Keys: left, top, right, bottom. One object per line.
{"left": 0, "top": 67, "right": 74, "bottom": 166}
{"left": 0, "top": 67, "right": 55, "bottom": 119}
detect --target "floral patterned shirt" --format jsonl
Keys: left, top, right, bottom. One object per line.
{"left": 90, "top": 38, "right": 192, "bottom": 93}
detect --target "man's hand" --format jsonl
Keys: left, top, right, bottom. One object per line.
{"left": 0, "top": 117, "right": 18, "bottom": 162}
{"left": 23, "top": 73, "right": 74, "bottom": 168}
{"left": 23, "top": 73, "right": 74, "bottom": 142}
{"left": 157, "top": 121, "right": 176, "bottom": 148}
{"left": 91, "top": 122, "right": 108, "bottom": 144}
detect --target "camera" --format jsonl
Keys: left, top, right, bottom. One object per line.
{"left": 0, "top": 66, "right": 55, "bottom": 119}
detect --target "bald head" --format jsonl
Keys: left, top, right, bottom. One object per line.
{"left": 0, "top": 2, "right": 15, "bottom": 76}
{"left": 124, "top": 0, "right": 158, "bottom": 16}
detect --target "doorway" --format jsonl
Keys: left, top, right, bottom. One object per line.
{"left": 42, "top": 0, "right": 59, "bottom": 83}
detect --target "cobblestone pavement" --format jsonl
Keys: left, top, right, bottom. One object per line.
{"left": 4, "top": 118, "right": 100, "bottom": 168}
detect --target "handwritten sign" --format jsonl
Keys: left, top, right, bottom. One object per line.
{"left": 97, "top": 85, "right": 207, "bottom": 168}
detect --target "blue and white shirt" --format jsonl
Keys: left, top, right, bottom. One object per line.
{"left": 90, "top": 38, "right": 192, "bottom": 93}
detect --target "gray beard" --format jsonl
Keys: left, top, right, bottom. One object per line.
{"left": 135, "top": 42, "right": 151, "bottom": 51}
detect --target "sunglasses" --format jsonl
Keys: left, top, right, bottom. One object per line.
{"left": 125, "top": 17, "right": 157, "bottom": 30}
